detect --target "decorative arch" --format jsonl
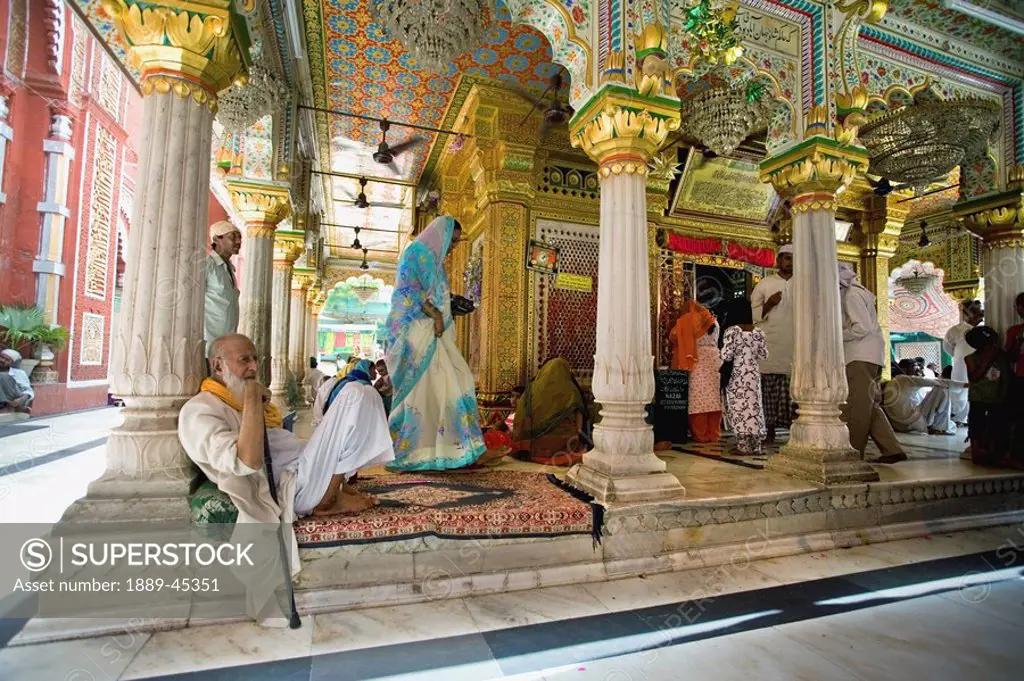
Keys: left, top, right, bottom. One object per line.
{"left": 887, "top": 260, "right": 959, "bottom": 338}
{"left": 504, "top": 0, "right": 594, "bottom": 108}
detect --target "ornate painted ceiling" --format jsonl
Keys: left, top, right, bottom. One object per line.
{"left": 884, "top": 0, "right": 1024, "bottom": 65}
{"left": 304, "top": 0, "right": 559, "bottom": 257}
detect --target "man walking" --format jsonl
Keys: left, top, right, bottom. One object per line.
{"left": 838, "top": 263, "right": 906, "bottom": 463}
{"left": 205, "top": 220, "right": 242, "bottom": 345}
{"left": 751, "top": 243, "right": 794, "bottom": 443}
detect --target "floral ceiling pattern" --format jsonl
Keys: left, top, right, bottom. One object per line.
{"left": 884, "top": 0, "right": 1024, "bottom": 63}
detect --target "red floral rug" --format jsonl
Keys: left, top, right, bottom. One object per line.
{"left": 294, "top": 471, "right": 595, "bottom": 547}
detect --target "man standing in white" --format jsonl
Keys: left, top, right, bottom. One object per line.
{"left": 750, "top": 243, "right": 794, "bottom": 443}
{"left": 838, "top": 263, "right": 906, "bottom": 463}
{"left": 205, "top": 220, "right": 242, "bottom": 344}
{"left": 943, "top": 299, "right": 984, "bottom": 426}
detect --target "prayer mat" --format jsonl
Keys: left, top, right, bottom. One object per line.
{"left": 294, "top": 470, "right": 596, "bottom": 548}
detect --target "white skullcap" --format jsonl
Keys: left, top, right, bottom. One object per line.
{"left": 1, "top": 349, "right": 20, "bottom": 362}
{"left": 777, "top": 243, "right": 793, "bottom": 255}
{"left": 210, "top": 221, "right": 240, "bottom": 238}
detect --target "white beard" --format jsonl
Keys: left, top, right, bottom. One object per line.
{"left": 222, "top": 371, "right": 247, "bottom": 401}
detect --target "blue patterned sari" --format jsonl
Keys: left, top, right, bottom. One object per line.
{"left": 384, "top": 216, "right": 486, "bottom": 470}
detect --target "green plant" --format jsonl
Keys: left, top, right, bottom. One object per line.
{"left": 286, "top": 375, "right": 302, "bottom": 413}
{"left": 35, "top": 325, "right": 70, "bottom": 350}
{"left": 0, "top": 304, "right": 45, "bottom": 348}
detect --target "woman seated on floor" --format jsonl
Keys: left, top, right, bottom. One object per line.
{"left": 511, "top": 358, "right": 592, "bottom": 466}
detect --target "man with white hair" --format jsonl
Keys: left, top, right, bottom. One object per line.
{"left": 838, "top": 263, "right": 906, "bottom": 463}
{"left": 205, "top": 220, "right": 242, "bottom": 344}
{"left": 179, "top": 334, "right": 395, "bottom": 524}
{"left": 750, "top": 243, "right": 795, "bottom": 442}
{"left": 0, "top": 348, "right": 33, "bottom": 414}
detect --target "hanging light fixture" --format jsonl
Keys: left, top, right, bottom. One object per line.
{"left": 216, "top": 50, "right": 290, "bottom": 133}
{"left": 359, "top": 248, "right": 370, "bottom": 270}
{"left": 897, "top": 262, "right": 936, "bottom": 295}
{"left": 375, "top": 0, "right": 496, "bottom": 73}
{"left": 351, "top": 227, "right": 362, "bottom": 250}
{"left": 918, "top": 221, "right": 930, "bottom": 248}
{"left": 350, "top": 274, "right": 378, "bottom": 302}
{"left": 681, "top": 79, "right": 773, "bottom": 157}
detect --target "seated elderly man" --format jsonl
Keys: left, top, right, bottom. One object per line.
{"left": 0, "top": 349, "right": 33, "bottom": 414}
{"left": 882, "top": 359, "right": 963, "bottom": 435}
{"left": 178, "top": 334, "right": 394, "bottom": 521}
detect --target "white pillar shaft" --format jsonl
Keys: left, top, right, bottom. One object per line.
{"left": 788, "top": 207, "right": 852, "bottom": 451}
{"left": 566, "top": 171, "right": 683, "bottom": 503}
{"left": 0, "top": 94, "right": 12, "bottom": 204}
{"left": 238, "top": 231, "right": 275, "bottom": 385}
{"left": 34, "top": 114, "right": 75, "bottom": 325}
{"left": 982, "top": 246, "right": 1024, "bottom": 340}
{"left": 78, "top": 91, "right": 213, "bottom": 522}
{"left": 308, "top": 311, "right": 319, "bottom": 363}
{"left": 288, "top": 290, "right": 306, "bottom": 381}
{"left": 269, "top": 262, "right": 293, "bottom": 401}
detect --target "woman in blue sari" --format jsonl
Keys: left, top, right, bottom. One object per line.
{"left": 385, "top": 216, "right": 487, "bottom": 470}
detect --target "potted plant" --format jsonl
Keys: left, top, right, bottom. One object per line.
{"left": 0, "top": 304, "right": 70, "bottom": 383}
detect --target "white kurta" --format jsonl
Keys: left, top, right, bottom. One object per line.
{"left": 751, "top": 273, "right": 793, "bottom": 375}
{"left": 204, "top": 252, "right": 240, "bottom": 343}
{"left": 943, "top": 322, "right": 972, "bottom": 422}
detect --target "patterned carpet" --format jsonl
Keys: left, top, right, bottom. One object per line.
{"left": 294, "top": 471, "right": 595, "bottom": 548}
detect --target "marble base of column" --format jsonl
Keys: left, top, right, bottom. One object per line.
{"left": 764, "top": 203, "right": 878, "bottom": 484}
{"left": 563, "top": 171, "right": 684, "bottom": 504}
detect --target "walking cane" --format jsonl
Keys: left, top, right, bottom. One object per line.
{"left": 262, "top": 429, "right": 301, "bottom": 629}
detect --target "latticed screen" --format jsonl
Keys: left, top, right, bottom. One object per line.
{"left": 533, "top": 221, "right": 600, "bottom": 381}
{"left": 894, "top": 341, "right": 941, "bottom": 369}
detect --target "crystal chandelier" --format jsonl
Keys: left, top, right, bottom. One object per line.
{"left": 896, "top": 263, "right": 936, "bottom": 295}
{"left": 216, "top": 53, "right": 290, "bottom": 133}
{"left": 682, "top": 82, "right": 771, "bottom": 156}
{"left": 350, "top": 275, "right": 379, "bottom": 303}
{"left": 375, "top": 0, "right": 495, "bottom": 73}
{"left": 858, "top": 94, "right": 1000, "bottom": 190}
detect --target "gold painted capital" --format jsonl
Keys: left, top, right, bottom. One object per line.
{"left": 954, "top": 188, "right": 1024, "bottom": 250}
{"left": 227, "top": 178, "right": 291, "bottom": 226}
{"left": 759, "top": 136, "right": 869, "bottom": 198}
{"left": 274, "top": 230, "right": 304, "bottom": 265}
{"left": 569, "top": 85, "right": 680, "bottom": 174}
{"left": 246, "top": 223, "right": 276, "bottom": 239}
{"left": 101, "top": 0, "right": 246, "bottom": 99}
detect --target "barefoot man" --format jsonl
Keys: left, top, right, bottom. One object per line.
{"left": 179, "top": 334, "right": 394, "bottom": 522}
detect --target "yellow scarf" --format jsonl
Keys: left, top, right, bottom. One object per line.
{"left": 200, "top": 378, "right": 283, "bottom": 429}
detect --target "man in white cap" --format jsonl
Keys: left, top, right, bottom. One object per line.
{"left": 0, "top": 348, "right": 33, "bottom": 414}
{"left": 838, "top": 262, "right": 906, "bottom": 463}
{"left": 206, "top": 220, "right": 242, "bottom": 344}
{"left": 750, "top": 243, "right": 795, "bottom": 443}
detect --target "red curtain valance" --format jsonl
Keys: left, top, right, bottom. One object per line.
{"left": 726, "top": 242, "right": 776, "bottom": 268}
{"left": 665, "top": 233, "right": 722, "bottom": 255}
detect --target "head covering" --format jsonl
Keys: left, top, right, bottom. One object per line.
{"left": 1, "top": 349, "right": 20, "bottom": 363}
{"left": 777, "top": 244, "right": 793, "bottom": 255}
{"left": 838, "top": 262, "right": 859, "bottom": 289}
{"left": 210, "top": 221, "right": 240, "bottom": 238}
{"left": 671, "top": 300, "right": 715, "bottom": 371}
{"left": 385, "top": 216, "right": 455, "bottom": 346}
{"left": 512, "top": 358, "right": 586, "bottom": 442}
{"left": 323, "top": 359, "right": 375, "bottom": 415}
{"left": 965, "top": 325, "right": 998, "bottom": 351}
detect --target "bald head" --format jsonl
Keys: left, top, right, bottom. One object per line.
{"left": 208, "top": 334, "right": 259, "bottom": 385}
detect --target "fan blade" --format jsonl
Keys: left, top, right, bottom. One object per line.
{"left": 508, "top": 84, "right": 547, "bottom": 110}
{"left": 537, "top": 119, "right": 552, "bottom": 141}
{"left": 371, "top": 201, "right": 406, "bottom": 209}
{"left": 388, "top": 136, "right": 426, "bottom": 156}
{"left": 385, "top": 160, "right": 400, "bottom": 176}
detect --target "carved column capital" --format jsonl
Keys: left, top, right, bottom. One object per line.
{"left": 227, "top": 178, "right": 291, "bottom": 228}
{"left": 954, "top": 188, "right": 1024, "bottom": 250}
{"left": 759, "top": 136, "right": 869, "bottom": 209}
{"left": 100, "top": 0, "right": 247, "bottom": 109}
{"left": 569, "top": 85, "right": 680, "bottom": 176}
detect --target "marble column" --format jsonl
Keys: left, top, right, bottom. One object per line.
{"left": 268, "top": 233, "right": 302, "bottom": 406}
{"left": 229, "top": 179, "right": 291, "bottom": 386}
{"left": 760, "top": 138, "right": 879, "bottom": 484}
{"left": 64, "top": 0, "right": 244, "bottom": 522}
{"left": 563, "top": 93, "right": 685, "bottom": 504}
{"left": 957, "top": 168, "right": 1024, "bottom": 339}
{"left": 288, "top": 281, "right": 309, "bottom": 383}
{"left": 34, "top": 107, "right": 75, "bottom": 327}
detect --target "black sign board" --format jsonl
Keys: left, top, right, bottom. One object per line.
{"left": 653, "top": 370, "right": 689, "bottom": 444}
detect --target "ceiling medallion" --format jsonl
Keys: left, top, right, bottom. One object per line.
{"left": 858, "top": 92, "right": 1000, "bottom": 191}
{"left": 375, "top": 0, "right": 495, "bottom": 73}
{"left": 216, "top": 51, "right": 289, "bottom": 133}
{"left": 682, "top": 80, "right": 772, "bottom": 156}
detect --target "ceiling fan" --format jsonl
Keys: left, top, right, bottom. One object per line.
{"left": 868, "top": 177, "right": 912, "bottom": 196}
{"left": 373, "top": 119, "right": 425, "bottom": 174}
{"left": 338, "top": 177, "right": 406, "bottom": 209}
{"left": 514, "top": 72, "right": 574, "bottom": 140}
{"left": 351, "top": 228, "right": 363, "bottom": 250}
{"left": 359, "top": 248, "right": 369, "bottom": 270}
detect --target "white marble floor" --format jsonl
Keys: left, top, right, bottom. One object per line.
{"left": 1, "top": 525, "right": 1020, "bottom": 680}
